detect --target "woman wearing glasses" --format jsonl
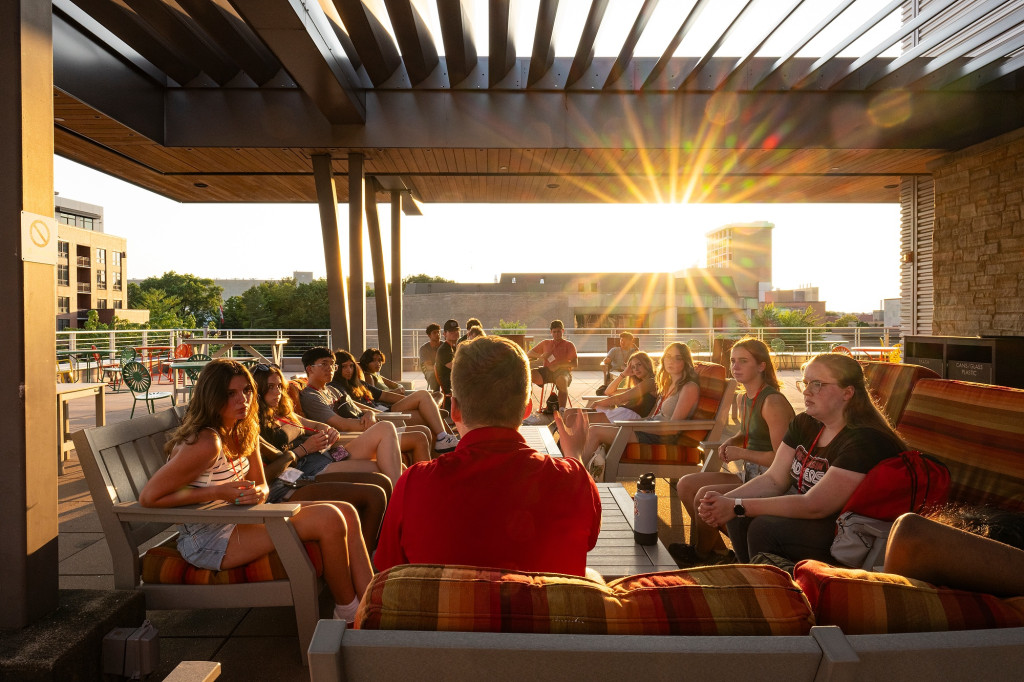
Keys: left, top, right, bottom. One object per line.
{"left": 670, "top": 338, "right": 795, "bottom": 566}
{"left": 554, "top": 342, "right": 702, "bottom": 467}
{"left": 697, "top": 352, "right": 904, "bottom": 564}
{"left": 139, "top": 359, "right": 372, "bottom": 624}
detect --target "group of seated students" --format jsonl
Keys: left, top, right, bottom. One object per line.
{"left": 419, "top": 318, "right": 487, "bottom": 410}
{"left": 138, "top": 335, "right": 1024, "bottom": 629}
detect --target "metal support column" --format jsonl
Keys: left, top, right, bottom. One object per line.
{"left": 348, "top": 153, "right": 365, "bottom": 355}
{"left": 0, "top": 0, "right": 59, "bottom": 627}
{"left": 390, "top": 192, "right": 403, "bottom": 383}
{"left": 311, "top": 153, "right": 350, "bottom": 351}
{"left": 364, "top": 180, "right": 392, "bottom": 378}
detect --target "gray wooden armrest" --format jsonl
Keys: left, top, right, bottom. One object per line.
{"left": 113, "top": 501, "right": 300, "bottom": 526}
{"left": 610, "top": 419, "right": 717, "bottom": 433}
{"left": 377, "top": 412, "right": 411, "bottom": 421}
{"left": 699, "top": 440, "right": 725, "bottom": 472}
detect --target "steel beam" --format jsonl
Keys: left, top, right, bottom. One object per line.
{"left": 229, "top": 0, "right": 365, "bottom": 124}
{"left": 603, "top": 0, "right": 659, "bottom": 88}
{"left": 175, "top": 0, "right": 281, "bottom": 85}
{"left": 0, "top": 0, "right": 59, "bottom": 628}
{"left": 365, "top": 179, "right": 392, "bottom": 373}
{"left": 384, "top": 0, "right": 439, "bottom": 86}
{"left": 436, "top": 0, "right": 478, "bottom": 87}
{"left": 642, "top": 0, "right": 712, "bottom": 88}
{"left": 390, "top": 192, "right": 403, "bottom": 383}
{"left": 527, "top": 0, "right": 557, "bottom": 87}
{"left": 489, "top": 0, "right": 518, "bottom": 87}
{"left": 311, "top": 154, "right": 350, "bottom": 352}
{"left": 331, "top": 0, "right": 402, "bottom": 86}
{"left": 678, "top": 0, "right": 756, "bottom": 90}
{"left": 565, "top": 0, "right": 608, "bottom": 87}
{"left": 348, "top": 153, "right": 365, "bottom": 355}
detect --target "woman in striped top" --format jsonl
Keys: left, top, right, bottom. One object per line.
{"left": 140, "top": 359, "right": 372, "bottom": 623}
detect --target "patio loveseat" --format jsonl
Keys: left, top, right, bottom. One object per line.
{"left": 308, "top": 371, "right": 1024, "bottom": 681}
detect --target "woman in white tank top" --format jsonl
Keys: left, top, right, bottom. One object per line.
{"left": 140, "top": 358, "right": 372, "bottom": 624}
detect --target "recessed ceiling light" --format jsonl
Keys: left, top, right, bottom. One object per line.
{"left": 193, "top": 182, "right": 208, "bottom": 188}
{"left": 546, "top": 183, "right": 560, "bottom": 189}
{"left": 54, "top": 117, "right": 65, "bottom": 122}
{"left": 884, "top": 183, "right": 898, "bottom": 189}
{"left": 499, "top": 165, "right": 508, "bottom": 171}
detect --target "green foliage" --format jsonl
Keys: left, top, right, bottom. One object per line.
{"left": 751, "top": 303, "right": 820, "bottom": 328}
{"left": 132, "top": 288, "right": 185, "bottom": 328}
{"left": 828, "top": 313, "right": 860, "bottom": 328}
{"left": 494, "top": 319, "right": 527, "bottom": 332}
{"left": 401, "top": 273, "right": 455, "bottom": 291}
{"left": 131, "top": 271, "right": 223, "bottom": 325}
{"left": 222, "top": 278, "right": 331, "bottom": 329}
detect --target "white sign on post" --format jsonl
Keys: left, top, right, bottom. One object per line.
{"left": 21, "top": 211, "right": 58, "bottom": 265}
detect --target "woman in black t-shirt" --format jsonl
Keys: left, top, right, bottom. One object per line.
{"left": 697, "top": 352, "right": 905, "bottom": 563}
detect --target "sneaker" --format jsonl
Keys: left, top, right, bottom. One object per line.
{"left": 522, "top": 412, "right": 549, "bottom": 426}
{"left": 434, "top": 432, "right": 459, "bottom": 453}
{"left": 668, "top": 543, "right": 736, "bottom": 568}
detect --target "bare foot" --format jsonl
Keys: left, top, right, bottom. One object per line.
{"left": 554, "top": 408, "right": 589, "bottom": 461}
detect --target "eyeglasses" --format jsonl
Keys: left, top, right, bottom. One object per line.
{"left": 796, "top": 379, "right": 838, "bottom": 394}
{"left": 314, "top": 361, "right": 338, "bottom": 370}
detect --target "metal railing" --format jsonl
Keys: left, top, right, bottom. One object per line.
{"left": 57, "top": 326, "right": 903, "bottom": 362}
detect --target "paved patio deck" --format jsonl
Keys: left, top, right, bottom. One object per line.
{"left": 58, "top": 367, "right": 807, "bottom": 680}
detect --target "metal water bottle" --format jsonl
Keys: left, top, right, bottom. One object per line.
{"left": 633, "top": 472, "right": 658, "bottom": 545}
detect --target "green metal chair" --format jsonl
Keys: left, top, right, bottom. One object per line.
{"left": 769, "top": 337, "right": 794, "bottom": 369}
{"left": 122, "top": 361, "right": 174, "bottom": 417}
{"left": 686, "top": 339, "right": 705, "bottom": 354}
{"left": 119, "top": 347, "right": 138, "bottom": 365}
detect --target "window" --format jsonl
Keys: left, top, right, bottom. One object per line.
{"left": 57, "top": 319, "right": 70, "bottom": 331}
{"left": 57, "top": 264, "right": 69, "bottom": 287}
{"left": 96, "top": 270, "right": 107, "bottom": 289}
{"left": 83, "top": 217, "right": 94, "bottom": 230}
{"left": 578, "top": 283, "right": 585, "bottom": 292}
{"left": 58, "top": 240, "right": 69, "bottom": 260}
{"left": 97, "top": 299, "right": 107, "bottom": 309}
{"left": 113, "top": 299, "right": 122, "bottom": 309}
{"left": 112, "top": 272, "right": 122, "bottom": 291}
{"left": 57, "top": 296, "right": 70, "bottom": 313}
{"left": 96, "top": 248, "right": 106, "bottom": 265}
{"left": 590, "top": 283, "right": 598, "bottom": 292}
{"left": 112, "top": 251, "right": 122, "bottom": 267}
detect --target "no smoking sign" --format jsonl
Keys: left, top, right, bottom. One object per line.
{"left": 21, "top": 211, "right": 57, "bottom": 265}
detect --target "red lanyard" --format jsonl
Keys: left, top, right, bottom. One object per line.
{"left": 796, "top": 427, "right": 825, "bottom": 491}
{"left": 742, "top": 384, "right": 765, "bottom": 448}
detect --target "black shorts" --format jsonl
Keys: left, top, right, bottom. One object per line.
{"left": 536, "top": 366, "right": 572, "bottom": 386}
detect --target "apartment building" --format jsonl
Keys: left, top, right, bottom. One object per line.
{"left": 54, "top": 196, "right": 135, "bottom": 329}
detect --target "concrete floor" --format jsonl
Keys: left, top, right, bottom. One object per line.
{"left": 58, "top": 366, "right": 808, "bottom": 680}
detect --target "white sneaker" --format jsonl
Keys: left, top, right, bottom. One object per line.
{"left": 522, "top": 412, "right": 548, "bottom": 426}
{"left": 435, "top": 431, "right": 459, "bottom": 453}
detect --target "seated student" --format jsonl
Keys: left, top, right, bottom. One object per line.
{"left": 457, "top": 317, "right": 482, "bottom": 345}
{"left": 670, "top": 338, "right": 796, "bottom": 566}
{"left": 139, "top": 359, "right": 371, "bottom": 624}
{"left": 358, "top": 348, "right": 404, "bottom": 393}
{"left": 526, "top": 319, "right": 578, "bottom": 415}
{"left": 697, "top": 353, "right": 904, "bottom": 564}
{"left": 375, "top": 335, "right": 602, "bottom": 576}
{"left": 419, "top": 323, "right": 442, "bottom": 392}
{"left": 465, "top": 324, "right": 485, "bottom": 340}
{"left": 590, "top": 351, "right": 657, "bottom": 421}
{"left": 884, "top": 506, "right": 1024, "bottom": 597}
{"left": 599, "top": 331, "right": 639, "bottom": 394}
{"left": 555, "top": 342, "right": 701, "bottom": 467}
{"left": 332, "top": 350, "right": 458, "bottom": 454}
{"left": 253, "top": 363, "right": 404, "bottom": 486}
{"left": 298, "top": 347, "right": 430, "bottom": 464}
{"left": 434, "top": 319, "right": 459, "bottom": 411}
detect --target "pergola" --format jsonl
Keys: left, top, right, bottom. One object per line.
{"left": 4, "top": 0, "right": 1024, "bottom": 629}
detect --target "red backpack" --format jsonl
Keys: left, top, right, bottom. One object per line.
{"left": 840, "top": 450, "right": 951, "bottom": 521}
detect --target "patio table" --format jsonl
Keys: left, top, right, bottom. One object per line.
{"left": 166, "top": 358, "right": 216, "bottom": 404}
{"left": 589, "top": 483, "right": 679, "bottom": 580}
{"left": 187, "top": 336, "right": 289, "bottom": 365}
{"left": 851, "top": 346, "right": 898, "bottom": 362}
{"left": 57, "top": 382, "right": 106, "bottom": 475}
{"left": 134, "top": 346, "right": 173, "bottom": 378}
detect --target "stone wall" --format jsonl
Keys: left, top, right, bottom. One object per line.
{"left": 930, "top": 127, "right": 1024, "bottom": 336}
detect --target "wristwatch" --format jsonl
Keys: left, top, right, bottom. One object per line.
{"left": 733, "top": 498, "right": 746, "bottom": 518}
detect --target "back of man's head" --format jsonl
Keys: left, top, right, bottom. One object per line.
{"left": 302, "top": 346, "right": 334, "bottom": 370}
{"left": 620, "top": 331, "right": 634, "bottom": 342}
{"left": 451, "top": 336, "right": 529, "bottom": 429}
{"left": 550, "top": 319, "right": 564, "bottom": 331}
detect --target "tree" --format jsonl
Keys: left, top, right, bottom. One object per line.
{"left": 132, "top": 271, "right": 223, "bottom": 325}
{"left": 401, "top": 273, "right": 454, "bottom": 291}
{"left": 133, "top": 288, "right": 185, "bottom": 328}
{"left": 828, "top": 313, "right": 860, "bottom": 328}
{"left": 222, "top": 278, "right": 330, "bottom": 329}
{"left": 751, "top": 304, "right": 820, "bottom": 327}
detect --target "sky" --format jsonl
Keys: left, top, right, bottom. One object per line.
{"left": 54, "top": 156, "right": 901, "bottom": 313}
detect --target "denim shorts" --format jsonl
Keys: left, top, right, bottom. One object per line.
{"left": 268, "top": 451, "right": 334, "bottom": 503}
{"left": 176, "top": 522, "right": 235, "bottom": 571}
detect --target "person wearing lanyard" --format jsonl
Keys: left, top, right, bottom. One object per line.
{"left": 669, "top": 338, "right": 795, "bottom": 567}
{"left": 697, "top": 352, "right": 905, "bottom": 564}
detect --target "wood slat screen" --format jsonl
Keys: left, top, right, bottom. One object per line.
{"left": 900, "top": 175, "right": 934, "bottom": 336}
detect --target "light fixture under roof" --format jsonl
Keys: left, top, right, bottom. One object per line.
{"left": 546, "top": 183, "right": 560, "bottom": 189}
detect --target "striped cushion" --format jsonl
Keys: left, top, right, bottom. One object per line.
{"left": 795, "top": 560, "right": 1024, "bottom": 635}
{"left": 860, "top": 361, "right": 939, "bottom": 425}
{"left": 356, "top": 564, "right": 813, "bottom": 636}
{"left": 140, "top": 537, "right": 324, "bottom": 585}
{"left": 620, "top": 362, "right": 726, "bottom": 466}
{"left": 897, "top": 379, "right": 1024, "bottom": 511}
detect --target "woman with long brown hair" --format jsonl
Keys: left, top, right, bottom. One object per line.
{"left": 670, "top": 338, "right": 795, "bottom": 566}
{"left": 698, "top": 353, "right": 904, "bottom": 564}
{"left": 140, "top": 359, "right": 373, "bottom": 623}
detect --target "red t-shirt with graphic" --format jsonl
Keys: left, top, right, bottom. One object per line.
{"left": 782, "top": 413, "right": 901, "bottom": 494}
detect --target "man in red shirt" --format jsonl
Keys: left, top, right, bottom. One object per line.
{"left": 526, "top": 319, "right": 578, "bottom": 414}
{"left": 375, "top": 335, "right": 601, "bottom": 576}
